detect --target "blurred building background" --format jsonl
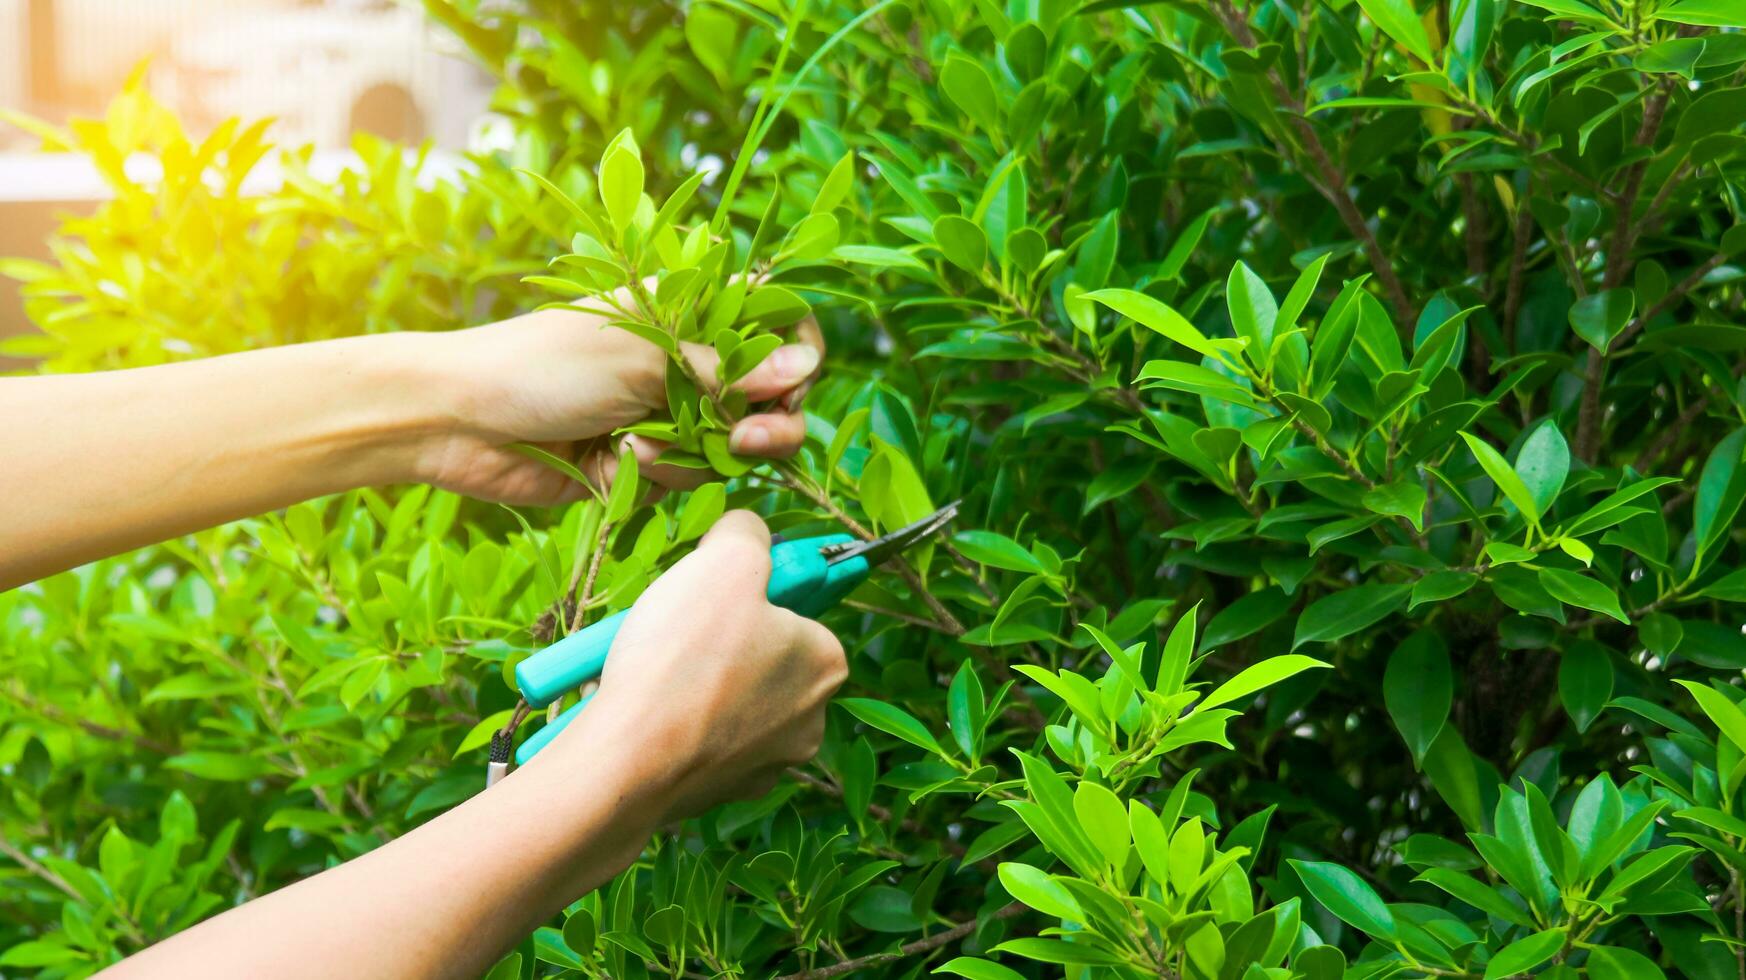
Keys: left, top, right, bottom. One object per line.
{"left": 0, "top": 0, "right": 498, "bottom": 365}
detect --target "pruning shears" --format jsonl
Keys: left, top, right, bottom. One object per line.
{"left": 495, "top": 501, "right": 962, "bottom": 771}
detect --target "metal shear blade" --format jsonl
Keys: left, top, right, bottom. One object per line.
{"left": 820, "top": 500, "right": 961, "bottom": 567}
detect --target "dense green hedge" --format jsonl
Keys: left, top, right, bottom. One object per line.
{"left": 6, "top": 1, "right": 1746, "bottom": 976}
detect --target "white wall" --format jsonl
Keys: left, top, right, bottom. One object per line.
{"left": 0, "top": 0, "right": 25, "bottom": 118}
{"left": 50, "top": 0, "right": 287, "bottom": 95}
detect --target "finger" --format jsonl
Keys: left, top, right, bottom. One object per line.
{"left": 782, "top": 318, "right": 826, "bottom": 412}
{"left": 578, "top": 439, "right": 617, "bottom": 498}
{"left": 737, "top": 767, "right": 783, "bottom": 801}
{"left": 690, "top": 509, "right": 774, "bottom": 596}
{"left": 726, "top": 411, "right": 808, "bottom": 458}
{"left": 783, "top": 710, "right": 828, "bottom": 766}
{"left": 698, "top": 508, "right": 773, "bottom": 558}
{"left": 803, "top": 619, "right": 849, "bottom": 694}
{"left": 679, "top": 340, "right": 821, "bottom": 403}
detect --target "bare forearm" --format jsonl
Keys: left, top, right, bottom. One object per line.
{"left": 104, "top": 710, "right": 661, "bottom": 980}
{"left": 0, "top": 333, "right": 446, "bottom": 590}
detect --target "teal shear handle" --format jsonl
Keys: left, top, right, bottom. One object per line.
{"left": 512, "top": 534, "right": 866, "bottom": 765}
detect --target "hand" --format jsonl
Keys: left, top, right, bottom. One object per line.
{"left": 412, "top": 303, "right": 823, "bottom": 505}
{"left": 537, "top": 510, "right": 848, "bottom": 822}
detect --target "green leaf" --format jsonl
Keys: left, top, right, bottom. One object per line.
{"left": 0, "top": 941, "right": 84, "bottom": 968}
{"left": 1084, "top": 288, "right": 1243, "bottom": 360}
{"left": 1363, "top": 481, "right": 1428, "bottom": 531}
{"left": 1677, "top": 680, "right": 1746, "bottom": 754}
{"left": 947, "top": 660, "right": 986, "bottom": 761}
{"left": 1415, "top": 868, "right": 1534, "bottom": 927}
{"left": 1605, "top": 696, "right": 1702, "bottom": 737}
{"left": 1558, "top": 641, "right": 1613, "bottom": 734}
{"left": 647, "top": 172, "right": 705, "bottom": 242}
{"left": 1159, "top": 208, "right": 1215, "bottom": 281}
{"left": 1198, "top": 587, "right": 1292, "bottom": 652}
{"left": 1072, "top": 781, "right": 1131, "bottom": 868}
{"left": 837, "top": 698, "right": 947, "bottom": 756}
{"left": 1562, "top": 478, "right": 1678, "bottom": 537}
{"left": 164, "top": 752, "right": 273, "bottom": 781}
{"left": 1654, "top": 0, "right": 1746, "bottom": 27}
{"left": 1136, "top": 359, "right": 1257, "bottom": 407}
{"left": 850, "top": 885, "right": 925, "bottom": 932}
{"left": 561, "top": 909, "right": 596, "bottom": 958}
{"left": 1460, "top": 432, "right": 1541, "bottom": 528}
{"left": 1568, "top": 288, "right": 1635, "bottom": 351}
{"left": 1636, "top": 37, "right": 1707, "bottom": 78}
{"left": 1385, "top": 632, "right": 1451, "bottom": 767}
{"left": 1083, "top": 456, "right": 1159, "bottom": 513}
{"left": 142, "top": 674, "right": 250, "bottom": 704}
{"left": 813, "top": 151, "right": 856, "bottom": 215}
{"left": 1515, "top": 422, "right": 1569, "bottom": 518}
{"left": 941, "top": 54, "right": 1001, "bottom": 132}
{"left": 861, "top": 441, "right": 937, "bottom": 538}
{"left": 1587, "top": 946, "right": 1666, "bottom": 980}
{"left": 1130, "top": 800, "right": 1172, "bottom": 888}
{"left": 1513, "top": 0, "right": 1610, "bottom": 21}
{"left": 1411, "top": 570, "right": 1479, "bottom": 610}
{"left": 599, "top": 136, "right": 644, "bottom": 234}
{"left": 1537, "top": 568, "right": 1629, "bottom": 624}
{"left": 1227, "top": 261, "right": 1279, "bottom": 357}
{"left": 604, "top": 445, "right": 640, "bottom": 524}
{"left": 1482, "top": 930, "right": 1564, "bottom": 980}
{"left": 1289, "top": 860, "right": 1398, "bottom": 941}
{"left": 997, "top": 863, "right": 1082, "bottom": 920}
{"left": 1277, "top": 255, "right": 1329, "bottom": 332}
{"left": 509, "top": 443, "right": 593, "bottom": 494}
{"left": 676, "top": 484, "right": 726, "bottom": 542}
{"left": 263, "top": 807, "right": 348, "bottom": 834}
{"left": 1695, "top": 429, "right": 1746, "bottom": 560}
{"left": 1700, "top": 568, "right": 1746, "bottom": 602}
{"left": 934, "top": 957, "right": 1027, "bottom": 980}
{"left": 952, "top": 530, "right": 1042, "bottom": 573}
{"left": 1293, "top": 583, "right": 1411, "bottom": 648}
{"left": 933, "top": 214, "right": 988, "bottom": 273}
{"left": 1075, "top": 211, "right": 1118, "bottom": 290}
{"left": 1423, "top": 726, "right": 1486, "bottom": 832}
{"left": 780, "top": 212, "right": 840, "bottom": 262}
{"left": 1196, "top": 654, "right": 1330, "bottom": 712}
{"left": 988, "top": 938, "right": 1121, "bottom": 966}
{"left": 1357, "top": 0, "right": 1438, "bottom": 64}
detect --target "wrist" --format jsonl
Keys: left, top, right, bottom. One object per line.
{"left": 530, "top": 695, "right": 691, "bottom": 825}
{"left": 312, "top": 331, "right": 466, "bottom": 489}
{"left": 402, "top": 309, "right": 667, "bottom": 478}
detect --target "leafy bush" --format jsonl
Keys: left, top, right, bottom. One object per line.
{"left": 7, "top": 1, "right": 1746, "bottom": 977}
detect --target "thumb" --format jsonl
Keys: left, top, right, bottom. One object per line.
{"left": 681, "top": 342, "right": 821, "bottom": 401}
{"left": 692, "top": 510, "right": 775, "bottom": 592}
{"left": 698, "top": 509, "right": 774, "bottom": 554}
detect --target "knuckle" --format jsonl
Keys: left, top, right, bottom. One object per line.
{"left": 807, "top": 624, "right": 848, "bottom": 679}
{"left": 784, "top": 737, "right": 822, "bottom": 766}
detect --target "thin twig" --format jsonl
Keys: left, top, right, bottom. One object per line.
{"left": 3, "top": 687, "right": 179, "bottom": 755}
{"left": 784, "top": 767, "right": 965, "bottom": 856}
{"left": 1502, "top": 197, "right": 1535, "bottom": 352}
{"left": 1612, "top": 252, "right": 1729, "bottom": 352}
{"left": 570, "top": 518, "right": 614, "bottom": 634}
{"left": 1576, "top": 88, "right": 1669, "bottom": 461}
{"left": 0, "top": 835, "right": 149, "bottom": 946}
{"left": 770, "top": 902, "right": 1026, "bottom": 980}
{"left": 842, "top": 600, "right": 952, "bottom": 632}
{"left": 1633, "top": 393, "right": 1712, "bottom": 472}
{"left": 1211, "top": 0, "right": 1415, "bottom": 325}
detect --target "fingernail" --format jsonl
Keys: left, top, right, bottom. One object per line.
{"left": 782, "top": 379, "right": 815, "bottom": 413}
{"left": 730, "top": 424, "right": 771, "bottom": 454}
{"left": 772, "top": 344, "right": 820, "bottom": 382}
